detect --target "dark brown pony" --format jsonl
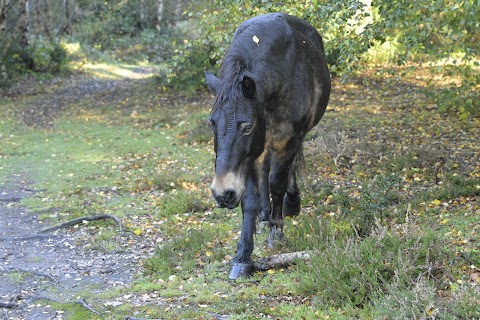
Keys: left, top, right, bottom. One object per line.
{"left": 206, "top": 13, "right": 331, "bottom": 279}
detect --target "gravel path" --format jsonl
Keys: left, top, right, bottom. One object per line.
{"left": 0, "top": 174, "right": 155, "bottom": 319}
{"left": 1, "top": 68, "right": 158, "bottom": 319}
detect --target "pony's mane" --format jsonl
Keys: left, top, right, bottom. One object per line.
{"left": 211, "top": 46, "right": 252, "bottom": 115}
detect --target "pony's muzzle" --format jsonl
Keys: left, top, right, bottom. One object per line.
{"left": 212, "top": 188, "right": 239, "bottom": 209}
{"left": 211, "top": 172, "right": 245, "bottom": 209}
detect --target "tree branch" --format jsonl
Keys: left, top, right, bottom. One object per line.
{"left": 254, "top": 251, "right": 312, "bottom": 271}
{"left": 41, "top": 214, "right": 123, "bottom": 234}
{"left": 0, "top": 301, "right": 16, "bottom": 308}
{"left": 75, "top": 298, "right": 101, "bottom": 315}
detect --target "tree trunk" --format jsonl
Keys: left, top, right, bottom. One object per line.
{"left": 40, "top": 0, "right": 51, "bottom": 37}
{"left": 62, "top": 0, "right": 76, "bottom": 35}
{"left": 0, "top": 0, "right": 11, "bottom": 35}
{"left": 16, "top": 0, "right": 29, "bottom": 48}
{"left": 139, "top": 0, "right": 146, "bottom": 29}
{"left": 155, "top": 0, "right": 165, "bottom": 33}
{"left": 0, "top": 0, "right": 12, "bottom": 84}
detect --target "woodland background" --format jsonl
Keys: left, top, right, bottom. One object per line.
{"left": 0, "top": 1, "right": 479, "bottom": 319}
{"left": 0, "top": 0, "right": 478, "bottom": 119}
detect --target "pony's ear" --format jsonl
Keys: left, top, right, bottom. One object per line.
{"left": 241, "top": 76, "right": 256, "bottom": 99}
{"left": 205, "top": 72, "right": 220, "bottom": 94}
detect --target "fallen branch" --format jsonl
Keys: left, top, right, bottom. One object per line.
{"left": 0, "top": 234, "right": 59, "bottom": 242}
{"left": 0, "top": 302, "right": 16, "bottom": 308}
{"left": 0, "top": 197, "right": 21, "bottom": 202}
{"left": 41, "top": 214, "right": 123, "bottom": 234}
{"left": 254, "top": 250, "right": 312, "bottom": 271}
{"left": 76, "top": 298, "right": 101, "bottom": 315}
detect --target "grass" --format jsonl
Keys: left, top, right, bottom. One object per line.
{"left": 0, "top": 61, "right": 479, "bottom": 319}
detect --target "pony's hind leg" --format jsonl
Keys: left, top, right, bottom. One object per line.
{"left": 282, "top": 155, "right": 301, "bottom": 217}
{"left": 257, "top": 151, "right": 271, "bottom": 232}
{"left": 267, "top": 157, "right": 291, "bottom": 248}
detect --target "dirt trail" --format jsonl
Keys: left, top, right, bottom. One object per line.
{"left": 0, "top": 68, "right": 158, "bottom": 319}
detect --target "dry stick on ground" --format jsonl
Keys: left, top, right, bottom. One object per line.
{"left": 76, "top": 298, "right": 101, "bottom": 315}
{"left": 0, "top": 302, "right": 16, "bottom": 308}
{"left": 40, "top": 214, "right": 123, "bottom": 234}
{"left": 254, "top": 250, "right": 312, "bottom": 271}
{"left": 0, "top": 214, "right": 123, "bottom": 242}
{"left": 0, "top": 234, "right": 60, "bottom": 242}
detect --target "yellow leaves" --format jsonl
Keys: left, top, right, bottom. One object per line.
{"left": 431, "top": 199, "right": 442, "bottom": 206}
{"left": 425, "top": 306, "right": 437, "bottom": 317}
{"left": 133, "top": 229, "right": 142, "bottom": 235}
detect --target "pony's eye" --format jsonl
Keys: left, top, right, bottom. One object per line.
{"left": 240, "top": 122, "right": 253, "bottom": 135}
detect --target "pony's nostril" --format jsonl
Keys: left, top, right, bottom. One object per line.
{"left": 213, "top": 189, "right": 237, "bottom": 208}
{"left": 223, "top": 189, "right": 236, "bottom": 203}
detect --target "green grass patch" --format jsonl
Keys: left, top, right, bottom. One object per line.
{"left": 144, "top": 224, "right": 229, "bottom": 278}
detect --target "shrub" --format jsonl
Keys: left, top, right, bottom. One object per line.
{"left": 295, "top": 226, "right": 449, "bottom": 309}
{"left": 0, "top": 37, "right": 68, "bottom": 87}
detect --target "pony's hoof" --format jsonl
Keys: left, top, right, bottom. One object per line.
{"left": 228, "top": 263, "right": 254, "bottom": 280}
{"left": 283, "top": 194, "right": 300, "bottom": 217}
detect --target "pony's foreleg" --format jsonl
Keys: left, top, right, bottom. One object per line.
{"left": 229, "top": 174, "right": 260, "bottom": 280}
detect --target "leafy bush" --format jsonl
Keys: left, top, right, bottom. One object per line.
{"left": 370, "top": 277, "right": 480, "bottom": 319}
{"left": 166, "top": 0, "right": 372, "bottom": 90}
{"left": 0, "top": 37, "right": 68, "bottom": 87}
{"left": 315, "top": 173, "right": 403, "bottom": 237}
{"left": 165, "top": 0, "right": 479, "bottom": 118}
{"left": 296, "top": 227, "right": 449, "bottom": 309}
{"left": 71, "top": 1, "right": 181, "bottom": 65}
{"left": 425, "top": 63, "right": 480, "bottom": 119}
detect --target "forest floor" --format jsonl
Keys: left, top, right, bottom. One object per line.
{"left": 0, "top": 64, "right": 479, "bottom": 319}
{"left": 0, "top": 68, "right": 162, "bottom": 319}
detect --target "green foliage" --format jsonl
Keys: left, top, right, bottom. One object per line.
{"left": 370, "top": 278, "right": 480, "bottom": 319}
{"left": 296, "top": 227, "right": 449, "bottom": 309}
{"left": 166, "top": 0, "right": 372, "bottom": 89}
{"left": 164, "top": 0, "right": 479, "bottom": 120}
{"left": 425, "top": 63, "right": 480, "bottom": 119}
{"left": 314, "top": 173, "right": 403, "bottom": 237}
{"left": 437, "top": 174, "right": 480, "bottom": 200}
{"left": 72, "top": 0, "right": 180, "bottom": 65}
{"left": 0, "top": 37, "right": 68, "bottom": 86}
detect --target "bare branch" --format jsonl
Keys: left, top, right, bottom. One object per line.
{"left": 41, "top": 214, "right": 123, "bottom": 234}
{"left": 254, "top": 251, "right": 312, "bottom": 271}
